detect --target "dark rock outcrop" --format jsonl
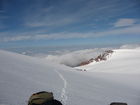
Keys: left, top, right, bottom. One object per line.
{"left": 78, "top": 50, "right": 113, "bottom": 66}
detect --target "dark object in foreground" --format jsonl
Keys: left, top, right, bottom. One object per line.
{"left": 28, "top": 91, "right": 62, "bottom": 105}
{"left": 110, "top": 102, "right": 127, "bottom": 105}
{"left": 43, "top": 99, "right": 62, "bottom": 105}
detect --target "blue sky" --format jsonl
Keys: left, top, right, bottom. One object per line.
{"left": 0, "top": 0, "right": 140, "bottom": 48}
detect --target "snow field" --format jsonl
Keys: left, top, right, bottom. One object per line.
{"left": 0, "top": 48, "right": 140, "bottom": 105}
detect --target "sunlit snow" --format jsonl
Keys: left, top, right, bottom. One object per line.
{"left": 0, "top": 48, "right": 140, "bottom": 105}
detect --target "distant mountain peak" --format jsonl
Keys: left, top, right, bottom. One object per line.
{"left": 78, "top": 50, "right": 113, "bottom": 66}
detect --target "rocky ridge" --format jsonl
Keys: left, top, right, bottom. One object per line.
{"left": 78, "top": 50, "right": 113, "bottom": 66}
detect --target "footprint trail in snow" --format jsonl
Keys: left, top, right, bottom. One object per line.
{"left": 54, "top": 70, "right": 68, "bottom": 105}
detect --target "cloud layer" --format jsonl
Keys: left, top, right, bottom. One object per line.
{"left": 120, "top": 44, "right": 140, "bottom": 49}
{"left": 114, "top": 18, "right": 137, "bottom": 27}
{"left": 46, "top": 48, "right": 108, "bottom": 67}
{"left": 0, "top": 24, "right": 140, "bottom": 42}
{"left": 0, "top": 0, "right": 140, "bottom": 47}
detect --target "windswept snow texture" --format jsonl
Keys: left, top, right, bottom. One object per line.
{"left": 0, "top": 49, "right": 140, "bottom": 105}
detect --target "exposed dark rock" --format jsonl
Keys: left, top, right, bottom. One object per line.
{"left": 78, "top": 50, "right": 114, "bottom": 66}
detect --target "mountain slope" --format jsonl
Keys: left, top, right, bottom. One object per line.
{"left": 0, "top": 50, "right": 68, "bottom": 105}
{"left": 0, "top": 49, "right": 140, "bottom": 105}
{"left": 76, "top": 49, "right": 140, "bottom": 74}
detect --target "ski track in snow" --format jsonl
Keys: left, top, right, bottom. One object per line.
{"left": 54, "top": 70, "right": 68, "bottom": 105}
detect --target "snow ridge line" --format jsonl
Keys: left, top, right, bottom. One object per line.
{"left": 54, "top": 70, "right": 68, "bottom": 105}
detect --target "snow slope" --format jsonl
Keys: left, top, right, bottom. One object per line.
{"left": 76, "top": 49, "right": 140, "bottom": 74}
{"left": 0, "top": 50, "right": 69, "bottom": 105}
{"left": 0, "top": 49, "right": 140, "bottom": 105}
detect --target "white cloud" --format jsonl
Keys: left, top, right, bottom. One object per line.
{"left": 120, "top": 44, "right": 140, "bottom": 49}
{"left": 46, "top": 48, "right": 108, "bottom": 67}
{"left": 96, "top": 24, "right": 140, "bottom": 36}
{"left": 114, "top": 18, "right": 137, "bottom": 27}
{"left": 24, "top": 0, "right": 136, "bottom": 28}
{"left": 0, "top": 24, "right": 140, "bottom": 42}
{"left": 1, "top": 36, "right": 32, "bottom": 42}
